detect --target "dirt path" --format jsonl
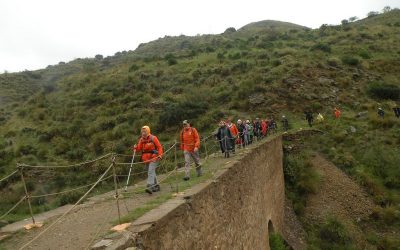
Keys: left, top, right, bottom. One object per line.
{"left": 0, "top": 143, "right": 256, "bottom": 250}
{"left": 304, "top": 154, "right": 377, "bottom": 249}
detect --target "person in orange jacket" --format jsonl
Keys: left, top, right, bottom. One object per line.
{"left": 132, "top": 125, "right": 163, "bottom": 194}
{"left": 334, "top": 107, "right": 341, "bottom": 119}
{"left": 226, "top": 118, "right": 238, "bottom": 153}
{"left": 180, "top": 120, "right": 201, "bottom": 181}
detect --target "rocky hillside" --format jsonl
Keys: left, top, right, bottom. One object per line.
{"left": 0, "top": 9, "right": 399, "bottom": 248}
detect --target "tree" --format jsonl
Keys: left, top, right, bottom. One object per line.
{"left": 382, "top": 6, "right": 391, "bottom": 13}
{"left": 367, "top": 11, "right": 379, "bottom": 18}
{"left": 95, "top": 54, "right": 103, "bottom": 60}
{"left": 349, "top": 16, "right": 358, "bottom": 22}
{"left": 341, "top": 19, "right": 349, "bottom": 25}
{"left": 224, "top": 27, "right": 236, "bottom": 33}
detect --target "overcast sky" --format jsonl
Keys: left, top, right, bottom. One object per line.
{"left": 0, "top": 0, "right": 398, "bottom": 72}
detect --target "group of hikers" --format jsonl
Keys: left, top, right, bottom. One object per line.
{"left": 305, "top": 106, "right": 400, "bottom": 127}
{"left": 132, "top": 105, "right": 400, "bottom": 194}
{"left": 378, "top": 107, "right": 400, "bottom": 119}
{"left": 131, "top": 117, "right": 288, "bottom": 194}
{"left": 304, "top": 107, "right": 341, "bottom": 127}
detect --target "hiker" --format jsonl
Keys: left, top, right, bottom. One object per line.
{"left": 132, "top": 126, "right": 163, "bottom": 194}
{"left": 269, "top": 117, "right": 277, "bottom": 133}
{"left": 261, "top": 119, "right": 268, "bottom": 137}
{"left": 334, "top": 107, "right": 341, "bottom": 119}
{"left": 180, "top": 120, "right": 201, "bottom": 181}
{"left": 226, "top": 118, "right": 238, "bottom": 153}
{"left": 305, "top": 111, "right": 314, "bottom": 127}
{"left": 393, "top": 107, "right": 400, "bottom": 118}
{"left": 246, "top": 120, "right": 254, "bottom": 144}
{"left": 281, "top": 115, "right": 289, "bottom": 131}
{"left": 378, "top": 108, "right": 385, "bottom": 119}
{"left": 254, "top": 118, "right": 262, "bottom": 140}
{"left": 316, "top": 113, "right": 324, "bottom": 123}
{"left": 237, "top": 119, "right": 247, "bottom": 148}
{"left": 216, "top": 121, "right": 233, "bottom": 158}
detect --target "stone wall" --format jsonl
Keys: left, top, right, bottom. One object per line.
{"left": 119, "top": 136, "right": 284, "bottom": 250}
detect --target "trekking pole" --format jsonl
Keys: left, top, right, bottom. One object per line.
{"left": 174, "top": 142, "right": 179, "bottom": 193}
{"left": 124, "top": 150, "right": 136, "bottom": 191}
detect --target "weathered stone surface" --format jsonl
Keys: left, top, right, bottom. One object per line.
{"left": 92, "top": 239, "right": 113, "bottom": 249}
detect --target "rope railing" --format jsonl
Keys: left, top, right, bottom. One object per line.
{"left": 0, "top": 170, "right": 19, "bottom": 183}
{"left": 19, "top": 163, "right": 114, "bottom": 250}
{"left": 3, "top": 128, "right": 283, "bottom": 249}
{"left": 29, "top": 175, "right": 114, "bottom": 199}
{"left": 19, "top": 153, "right": 113, "bottom": 169}
{"left": 0, "top": 196, "right": 26, "bottom": 220}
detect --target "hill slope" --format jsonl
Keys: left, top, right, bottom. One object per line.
{"left": 0, "top": 9, "right": 400, "bottom": 248}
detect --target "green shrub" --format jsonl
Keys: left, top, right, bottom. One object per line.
{"left": 341, "top": 55, "right": 360, "bottom": 66}
{"left": 311, "top": 43, "right": 331, "bottom": 53}
{"left": 58, "top": 190, "right": 84, "bottom": 206}
{"left": 283, "top": 152, "right": 320, "bottom": 214}
{"left": 269, "top": 233, "right": 289, "bottom": 250}
{"left": 319, "top": 217, "right": 353, "bottom": 249}
{"left": 367, "top": 82, "right": 400, "bottom": 100}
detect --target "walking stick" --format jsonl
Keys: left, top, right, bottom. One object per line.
{"left": 124, "top": 150, "right": 136, "bottom": 191}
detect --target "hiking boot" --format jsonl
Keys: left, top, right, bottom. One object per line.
{"left": 145, "top": 184, "right": 153, "bottom": 195}
{"left": 152, "top": 184, "right": 161, "bottom": 192}
{"left": 183, "top": 176, "right": 190, "bottom": 181}
{"left": 196, "top": 166, "right": 202, "bottom": 177}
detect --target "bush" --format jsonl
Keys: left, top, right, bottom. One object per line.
{"left": 319, "top": 217, "right": 353, "bottom": 249}
{"left": 58, "top": 190, "right": 84, "bottom": 206}
{"left": 158, "top": 100, "right": 209, "bottom": 129}
{"left": 269, "top": 233, "right": 289, "bottom": 250}
{"left": 284, "top": 152, "right": 320, "bottom": 214}
{"left": 341, "top": 55, "right": 360, "bottom": 66}
{"left": 311, "top": 43, "right": 331, "bottom": 53}
{"left": 367, "top": 82, "right": 400, "bottom": 100}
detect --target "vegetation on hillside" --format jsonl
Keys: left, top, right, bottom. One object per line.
{"left": 0, "top": 7, "right": 400, "bottom": 248}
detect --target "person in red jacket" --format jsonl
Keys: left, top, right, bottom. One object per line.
{"left": 261, "top": 119, "right": 268, "bottom": 137}
{"left": 334, "top": 107, "right": 341, "bottom": 119}
{"left": 226, "top": 118, "right": 238, "bottom": 153}
{"left": 133, "top": 125, "right": 163, "bottom": 194}
{"left": 180, "top": 120, "right": 201, "bottom": 181}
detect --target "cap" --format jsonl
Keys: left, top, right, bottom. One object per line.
{"left": 182, "top": 120, "right": 189, "bottom": 125}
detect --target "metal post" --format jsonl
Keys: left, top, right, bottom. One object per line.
{"left": 112, "top": 155, "right": 121, "bottom": 224}
{"left": 19, "top": 165, "right": 35, "bottom": 224}
{"left": 174, "top": 142, "right": 179, "bottom": 193}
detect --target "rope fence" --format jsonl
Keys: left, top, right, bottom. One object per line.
{"left": 1, "top": 128, "right": 281, "bottom": 249}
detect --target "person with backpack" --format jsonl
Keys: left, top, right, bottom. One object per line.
{"left": 253, "top": 118, "right": 262, "bottom": 140}
{"left": 180, "top": 120, "right": 201, "bottom": 181}
{"left": 261, "top": 119, "right": 268, "bottom": 137}
{"left": 246, "top": 120, "right": 254, "bottom": 144}
{"left": 132, "top": 125, "right": 163, "bottom": 194}
{"left": 334, "top": 107, "right": 341, "bottom": 119}
{"left": 305, "top": 111, "right": 314, "bottom": 127}
{"left": 378, "top": 108, "right": 385, "bottom": 119}
{"left": 236, "top": 119, "right": 247, "bottom": 148}
{"left": 393, "top": 107, "right": 400, "bottom": 118}
{"left": 281, "top": 115, "right": 289, "bottom": 131}
{"left": 268, "top": 117, "right": 277, "bottom": 134}
{"left": 316, "top": 113, "right": 324, "bottom": 123}
{"left": 216, "top": 120, "right": 233, "bottom": 158}
{"left": 226, "top": 118, "right": 238, "bottom": 154}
